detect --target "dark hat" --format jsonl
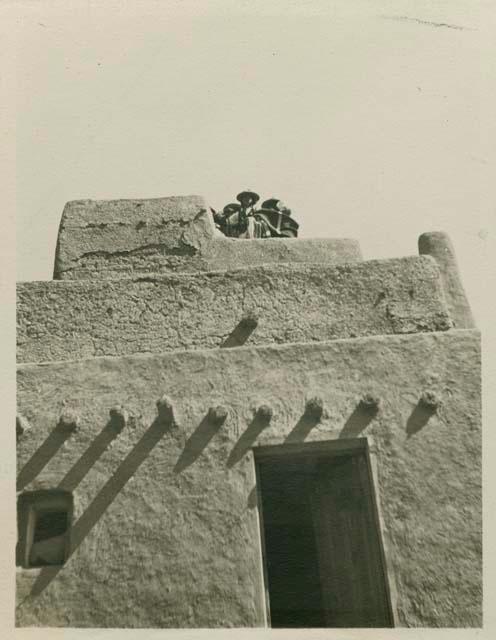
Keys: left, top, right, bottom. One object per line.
{"left": 236, "top": 190, "right": 260, "bottom": 204}
{"left": 223, "top": 202, "right": 241, "bottom": 214}
{"left": 261, "top": 198, "right": 282, "bottom": 211}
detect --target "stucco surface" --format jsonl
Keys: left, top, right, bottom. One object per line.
{"left": 53, "top": 197, "right": 362, "bottom": 279}
{"left": 201, "top": 236, "right": 363, "bottom": 272}
{"left": 16, "top": 330, "right": 481, "bottom": 628}
{"left": 17, "top": 257, "right": 452, "bottom": 363}
{"left": 419, "top": 231, "right": 475, "bottom": 329}
{"left": 53, "top": 196, "right": 213, "bottom": 278}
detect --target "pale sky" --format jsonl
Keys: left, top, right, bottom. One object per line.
{"left": 13, "top": 0, "right": 496, "bottom": 326}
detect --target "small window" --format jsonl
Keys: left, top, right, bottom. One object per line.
{"left": 17, "top": 490, "right": 73, "bottom": 568}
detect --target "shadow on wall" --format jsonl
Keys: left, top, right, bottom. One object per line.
{"left": 17, "top": 393, "right": 438, "bottom": 600}
{"left": 284, "top": 413, "right": 322, "bottom": 444}
{"left": 245, "top": 406, "right": 323, "bottom": 509}
{"left": 339, "top": 403, "right": 379, "bottom": 439}
{"left": 58, "top": 416, "right": 127, "bottom": 492}
{"left": 245, "top": 397, "right": 434, "bottom": 508}
{"left": 22, "top": 415, "right": 172, "bottom": 599}
{"left": 17, "top": 411, "right": 130, "bottom": 494}
{"left": 220, "top": 313, "right": 258, "bottom": 348}
{"left": 227, "top": 412, "right": 271, "bottom": 468}
{"left": 17, "top": 424, "right": 74, "bottom": 492}
{"left": 174, "top": 409, "right": 227, "bottom": 474}
{"left": 406, "top": 400, "right": 437, "bottom": 438}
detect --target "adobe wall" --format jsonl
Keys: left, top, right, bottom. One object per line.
{"left": 17, "top": 256, "right": 452, "bottom": 363}
{"left": 419, "top": 231, "right": 475, "bottom": 329}
{"left": 16, "top": 329, "right": 481, "bottom": 628}
{"left": 53, "top": 197, "right": 362, "bottom": 279}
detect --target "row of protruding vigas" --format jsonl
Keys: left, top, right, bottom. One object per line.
{"left": 16, "top": 390, "right": 441, "bottom": 441}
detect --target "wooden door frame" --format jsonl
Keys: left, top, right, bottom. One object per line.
{"left": 252, "top": 437, "right": 396, "bottom": 628}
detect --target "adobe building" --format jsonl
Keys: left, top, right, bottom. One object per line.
{"left": 16, "top": 195, "right": 481, "bottom": 628}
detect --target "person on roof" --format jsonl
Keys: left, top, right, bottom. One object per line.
{"left": 258, "top": 198, "right": 299, "bottom": 238}
{"left": 213, "top": 190, "right": 299, "bottom": 239}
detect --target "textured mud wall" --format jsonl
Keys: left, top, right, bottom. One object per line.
{"left": 53, "top": 196, "right": 213, "bottom": 278}
{"left": 201, "top": 236, "right": 363, "bottom": 272}
{"left": 16, "top": 330, "right": 481, "bottom": 628}
{"left": 419, "top": 231, "right": 475, "bottom": 329}
{"left": 17, "top": 257, "right": 452, "bottom": 363}
{"left": 53, "top": 197, "right": 362, "bottom": 279}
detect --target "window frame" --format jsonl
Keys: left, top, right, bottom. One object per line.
{"left": 17, "top": 489, "right": 74, "bottom": 569}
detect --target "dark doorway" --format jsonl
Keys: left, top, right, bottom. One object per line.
{"left": 255, "top": 439, "right": 393, "bottom": 628}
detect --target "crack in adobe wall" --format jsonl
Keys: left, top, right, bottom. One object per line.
{"left": 59, "top": 198, "right": 208, "bottom": 229}
{"left": 53, "top": 197, "right": 213, "bottom": 279}
{"left": 77, "top": 242, "right": 198, "bottom": 261}
{"left": 55, "top": 238, "right": 363, "bottom": 279}
{"left": 62, "top": 216, "right": 199, "bottom": 231}
{"left": 56, "top": 242, "right": 202, "bottom": 278}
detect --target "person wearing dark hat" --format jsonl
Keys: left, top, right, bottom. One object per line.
{"left": 234, "top": 189, "right": 259, "bottom": 235}
{"left": 212, "top": 190, "right": 260, "bottom": 238}
{"left": 214, "top": 202, "right": 244, "bottom": 237}
{"left": 236, "top": 190, "right": 260, "bottom": 209}
{"left": 214, "top": 190, "right": 299, "bottom": 238}
{"left": 261, "top": 198, "right": 283, "bottom": 211}
{"left": 212, "top": 202, "right": 239, "bottom": 227}
{"left": 211, "top": 189, "right": 257, "bottom": 238}
{"left": 258, "top": 197, "right": 299, "bottom": 238}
